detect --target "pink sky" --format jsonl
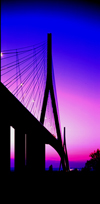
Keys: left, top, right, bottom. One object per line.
{"left": 45, "top": 86, "right": 100, "bottom": 162}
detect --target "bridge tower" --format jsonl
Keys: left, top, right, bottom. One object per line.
{"left": 40, "top": 33, "right": 69, "bottom": 171}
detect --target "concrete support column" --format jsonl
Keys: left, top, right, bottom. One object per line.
{"left": 27, "top": 130, "right": 35, "bottom": 173}
{"left": 15, "top": 127, "right": 25, "bottom": 172}
{"left": 1, "top": 122, "right": 10, "bottom": 174}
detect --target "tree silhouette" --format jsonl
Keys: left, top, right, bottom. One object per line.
{"left": 82, "top": 149, "right": 100, "bottom": 172}
{"left": 49, "top": 165, "right": 53, "bottom": 171}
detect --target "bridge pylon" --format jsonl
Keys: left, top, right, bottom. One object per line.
{"left": 40, "top": 33, "right": 69, "bottom": 171}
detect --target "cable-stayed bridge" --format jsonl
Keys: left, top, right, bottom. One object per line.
{"left": 0, "top": 33, "right": 69, "bottom": 173}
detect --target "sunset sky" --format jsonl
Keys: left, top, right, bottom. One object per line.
{"left": 1, "top": 0, "right": 100, "bottom": 169}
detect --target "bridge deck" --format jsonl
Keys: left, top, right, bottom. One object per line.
{"left": 0, "top": 82, "right": 64, "bottom": 174}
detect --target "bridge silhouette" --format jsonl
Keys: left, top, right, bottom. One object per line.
{"left": 0, "top": 33, "right": 69, "bottom": 173}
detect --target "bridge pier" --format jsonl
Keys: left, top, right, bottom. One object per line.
{"left": 27, "top": 131, "right": 34, "bottom": 172}
{"left": 15, "top": 127, "right": 25, "bottom": 173}
{"left": 27, "top": 126, "right": 45, "bottom": 174}
{"left": 1, "top": 122, "right": 10, "bottom": 174}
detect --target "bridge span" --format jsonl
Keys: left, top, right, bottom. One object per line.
{"left": 0, "top": 82, "right": 66, "bottom": 173}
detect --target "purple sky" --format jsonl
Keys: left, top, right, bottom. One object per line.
{"left": 1, "top": 0, "right": 100, "bottom": 169}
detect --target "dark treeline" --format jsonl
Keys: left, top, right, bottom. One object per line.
{"left": 81, "top": 149, "right": 100, "bottom": 172}
{"left": 48, "top": 149, "right": 100, "bottom": 172}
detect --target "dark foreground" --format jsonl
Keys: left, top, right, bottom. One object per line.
{"left": 2, "top": 170, "right": 99, "bottom": 195}
{"left": 3, "top": 169, "right": 100, "bottom": 181}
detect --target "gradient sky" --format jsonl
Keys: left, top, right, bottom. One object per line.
{"left": 1, "top": 0, "right": 100, "bottom": 169}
